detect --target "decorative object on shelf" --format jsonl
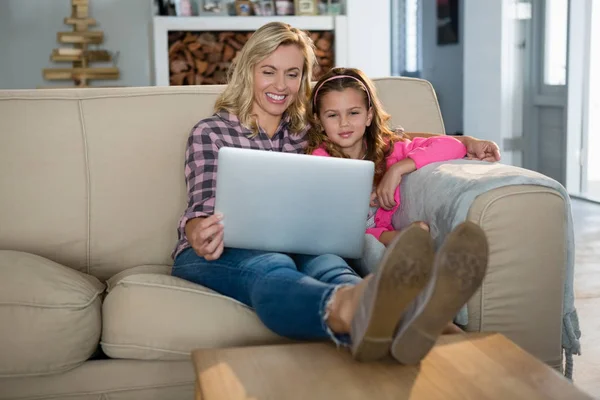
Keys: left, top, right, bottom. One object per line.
{"left": 156, "top": 0, "right": 177, "bottom": 15}
{"left": 197, "top": 0, "right": 229, "bottom": 16}
{"left": 325, "top": 0, "right": 341, "bottom": 15}
{"left": 275, "top": 0, "right": 295, "bottom": 15}
{"left": 295, "top": 0, "right": 318, "bottom": 15}
{"left": 437, "top": 0, "right": 459, "bottom": 45}
{"left": 167, "top": 29, "right": 333, "bottom": 85}
{"left": 42, "top": 0, "right": 119, "bottom": 88}
{"left": 176, "top": 0, "right": 194, "bottom": 16}
{"left": 318, "top": 0, "right": 328, "bottom": 15}
{"left": 235, "top": 0, "right": 254, "bottom": 15}
{"left": 253, "top": 0, "right": 276, "bottom": 16}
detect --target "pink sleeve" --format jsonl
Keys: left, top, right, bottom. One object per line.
{"left": 402, "top": 136, "right": 467, "bottom": 169}
{"left": 310, "top": 147, "right": 331, "bottom": 157}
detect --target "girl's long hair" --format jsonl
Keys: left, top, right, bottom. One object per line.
{"left": 306, "top": 67, "right": 407, "bottom": 185}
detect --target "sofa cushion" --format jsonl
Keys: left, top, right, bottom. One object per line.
{"left": 101, "top": 268, "right": 288, "bottom": 360}
{"left": 0, "top": 250, "right": 105, "bottom": 377}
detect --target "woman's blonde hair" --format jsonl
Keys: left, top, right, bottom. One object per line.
{"left": 305, "top": 67, "right": 407, "bottom": 185}
{"left": 214, "top": 22, "right": 316, "bottom": 136}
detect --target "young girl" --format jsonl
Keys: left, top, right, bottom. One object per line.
{"left": 306, "top": 68, "right": 468, "bottom": 246}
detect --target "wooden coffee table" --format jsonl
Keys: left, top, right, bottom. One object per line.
{"left": 191, "top": 333, "right": 592, "bottom": 400}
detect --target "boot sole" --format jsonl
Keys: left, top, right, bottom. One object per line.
{"left": 391, "top": 221, "right": 489, "bottom": 365}
{"left": 350, "top": 225, "right": 434, "bottom": 362}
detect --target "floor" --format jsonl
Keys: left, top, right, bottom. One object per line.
{"left": 571, "top": 198, "right": 600, "bottom": 398}
{"left": 583, "top": 181, "right": 600, "bottom": 203}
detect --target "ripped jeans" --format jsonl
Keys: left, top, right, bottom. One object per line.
{"left": 172, "top": 247, "right": 362, "bottom": 344}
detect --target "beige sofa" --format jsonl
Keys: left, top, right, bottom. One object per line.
{"left": 0, "top": 78, "right": 567, "bottom": 400}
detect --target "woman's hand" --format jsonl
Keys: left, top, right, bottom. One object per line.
{"left": 376, "top": 159, "right": 416, "bottom": 210}
{"left": 185, "top": 214, "right": 225, "bottom": 260}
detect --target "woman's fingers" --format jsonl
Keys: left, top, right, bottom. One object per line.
{"left": 198, "top": 214, "right": 222, "bottom": 230}
{"left": 197, "top": 222, "right": 223, "bottom": 243}
{"left": 206, "top": 239, "right": 224, "bottom": 261}
{"left": 203, "top": 230, "right": 224, "bottom": 255}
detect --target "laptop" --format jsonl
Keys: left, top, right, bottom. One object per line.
{"left": 214, "top": 147, "right": 374, "bottom": 258}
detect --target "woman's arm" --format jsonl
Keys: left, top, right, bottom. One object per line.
{"left": 177, "top": 125, "right": 220, "bottom": 244}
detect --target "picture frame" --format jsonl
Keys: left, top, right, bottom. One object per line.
{"left": 437, "top": 0, "right": 459, "bottom": 45}
{"left": 197, "top": 0, "right": 229, "bottom": 16}
{"left": 253, "top": 0, "right": 276, "bottom": 16}
{"left": 235, "top": 0, "right": 253, "bottom": 15}
{"left": 295, "top": 0, "right": 318, "bottom": 15}
{"left": 275, "top": 0, "right": 294, "bottom": 15}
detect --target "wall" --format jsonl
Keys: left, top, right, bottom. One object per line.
{"left": 463, "top": 0, "right": 521, "bottom": 166}
{"left": 345, "top": 0, "right": 391, "bottom": 78}
{"left": 421, "top": 0, "right": 463, "bottom": 134}
{"left": 0, "top": 0, "right": 153, "bottom": 89}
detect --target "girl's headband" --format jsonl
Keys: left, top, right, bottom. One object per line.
{"left": 312, "top": 75, "right": 372, "bottom": 110}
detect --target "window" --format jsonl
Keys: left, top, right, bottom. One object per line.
{"left": 405, "top": 0, "right": 419, "bottom": 73}
{"left": 391, "top": 0, "right": 420, "bottom": 76}
{"left": 543, "top": 0, "right": 568, "bottom": 85}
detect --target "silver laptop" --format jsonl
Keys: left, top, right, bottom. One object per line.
{"left": 214, "top": 147, "right": 374, "bottom": 258}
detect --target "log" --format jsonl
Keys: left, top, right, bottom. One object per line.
{"left": 168, "top": 40, "right": 184, "bottom": 56}
{"left": 223, "top": 45, "right": 235, "bottom": 62}
{"left": 170, "top": 72, "right": 187, "bottom": 85}
{"left": 316, "top": 38, "right": 331, "bottom": 51}
{"left": 167, "top": 29, "right": 334, "bottom": 86}
{"left": 195, "top": 60, "right": 209, "bottom": 74}
{"left": 183, "top": 33, "right": 197, "bottom": 44}
{"left": 170, "top": 59, "right": 188, "bottom": 74}
{"left": 227, "top": 38, "right": 243, "bottom": 50}
{"left": 188, "top": 42, "right": 202, "bottom": 52}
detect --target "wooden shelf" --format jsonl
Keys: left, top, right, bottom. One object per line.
{"left": 64, "top": 17, "right": 97, "bottom": 27}
{"left": 57, "top": 31, "right": 103, "bottom": 44}
{"left": 43, "top": 0, "right": 119, "bottom": 88}
{"left": 43, "top": 67, "right": 119, "bottom": 80}
{"left": 51, "top": 49, "right": 111, "bottom": 62}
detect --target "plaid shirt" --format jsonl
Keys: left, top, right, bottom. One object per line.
{"left": 172, "top": 111, "right": 309, "bottom": 259}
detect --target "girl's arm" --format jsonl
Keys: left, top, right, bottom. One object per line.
{"left": 375, "top": 138, "right": 464, "bottom": 210}
{"left": 402, "top": 131, "right": 500, "bottom": 162}
{"left": 403, "top": 136, "right": 467, "bottom": 169}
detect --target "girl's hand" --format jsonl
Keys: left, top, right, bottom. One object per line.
{"left": 185, "top": 213, "right": 225, "bottom": 260}
{"left": 369, "top": 191, "right": 379, "bottom": 207}
{"left": 376, "top": 159, "right": 416, "bottom": 210}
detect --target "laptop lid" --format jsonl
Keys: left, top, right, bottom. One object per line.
{"left": 214, "top": 147, "right": 374, "bottom": 258}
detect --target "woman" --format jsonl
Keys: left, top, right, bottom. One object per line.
{"left": 171, "top": 22, "right": 494, "bottom": 363}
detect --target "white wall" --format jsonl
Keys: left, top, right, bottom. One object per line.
{"left": 345, "top": 0, "right": 391, "bottom": 78}
{"left": 463, "top": 0, "right": 519, "bottom": 166}
{"left": 0, "top": 0, "right": 154, "bottom": 89}
{"left": 421, "top": 0, "right": 463, "bottom": 134}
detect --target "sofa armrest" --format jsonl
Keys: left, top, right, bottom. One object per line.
{"left": 393, "top": 161, "right": 567, "bottom": 370}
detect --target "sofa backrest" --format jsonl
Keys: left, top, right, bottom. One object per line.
{"left": 0, "top": 78, "right": 444, "bottom": 280}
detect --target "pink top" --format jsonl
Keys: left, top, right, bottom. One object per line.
{"left": 311, "top": 136, "right": 467, "bottom": 240}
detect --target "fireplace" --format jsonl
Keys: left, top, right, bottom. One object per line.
{"left": 168, "top": 29, "right": 335, "bottom": 85}
{"left": 153, "top": 16, "right": 349, "bottom": 86}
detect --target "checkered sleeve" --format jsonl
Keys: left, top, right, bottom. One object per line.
{"left": 176, "top": 122, "right": 221, "bottom": 243}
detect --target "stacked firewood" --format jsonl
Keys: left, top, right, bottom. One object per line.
{"left": 168, "top": 30, "right": 334, "bottom": 85}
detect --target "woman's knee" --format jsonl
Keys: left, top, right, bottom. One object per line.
{"left": 243, "top": 252, "right": 297, "bottom": 274}
{"left": 313, "top": 253, "right": 348, "bottom": 267}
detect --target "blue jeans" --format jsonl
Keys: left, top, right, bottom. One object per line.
{"left": 172, "top": 247, "right": 362, "bottom": 342}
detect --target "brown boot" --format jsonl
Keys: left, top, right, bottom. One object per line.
{"left": 350, "top": 224, "right": 435, "bottom": 361}
{"left": 390, "top": 221, "right": 489, "bottom": 365}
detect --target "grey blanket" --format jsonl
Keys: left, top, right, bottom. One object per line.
{"left": 392, "top": 159, "right": 581, "bottom": 378}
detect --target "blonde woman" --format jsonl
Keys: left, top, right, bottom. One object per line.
{"left": 172, "top": 22, "right": 493, "bottom": 363}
